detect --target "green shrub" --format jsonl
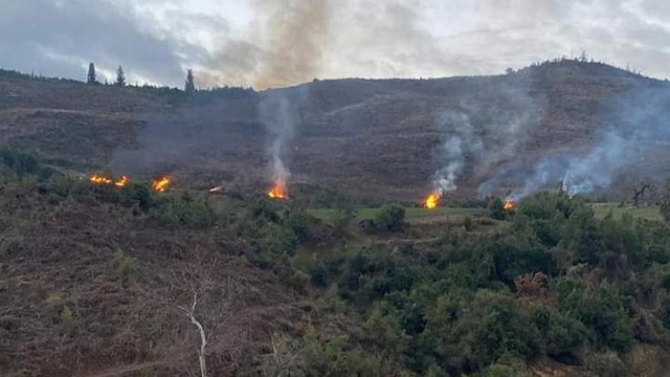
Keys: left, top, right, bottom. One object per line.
{"left": 311, "top": 262, "right": 329, "bottom": 287}
{"left": 153, "top": 192, "right": 216, "bottom": 228}
{"left": 557, "top": 279, "right": 634, "bottom": 352}
{"left": 661, "top": 201, "right": 670, "bottom": 223}
{"left": 488, "top": 197, "right": 508, "bottom": 220}
{"left": 463, "top": 216, "right": 474, "bottom": 232}
{"left": 0, "top": 148, "right": 55, "bottom": 181}
{"left": 422, "top": 290, "right": 540, "bottom": 374}
{"left": 332, "top": 205, "right": 357, "bottom": 234}
{"left": 114, "top": 249, "right": 139, "bottom": 286}
{"left": 374, "top": 204, "right": 405, "bottom": 232}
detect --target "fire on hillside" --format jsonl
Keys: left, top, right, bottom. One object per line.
{"left": 152, "top": 176, "right": 171, "bottom": 192}
{"left": 268, "top": 178, "right": 288, "bottom": 199}
{"left": 89, "top": 174, "right": 129, "bottom": 188}
{"left": 504, "top": 199, "right": 517, "bottom": 212}
{"left": 424, "top": 192, "right": 440, "bottom": 209}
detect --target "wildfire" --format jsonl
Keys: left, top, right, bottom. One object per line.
{"left": 424, "top": 192, "right": 440, "bottom": 209}
{"left": 152, "top": 176, "right": 171, "bottom": 192}
{"left": 89, "top": 174, "right": 113, "bottom": 185}
{"left": 114, "top": 175, "right": 129, "bottom": 188}
{"left": 268, "top": 179, "right": 288, "bottom": 199}
{"left": 503, "top": 199, "right": 517, "bottom": 212}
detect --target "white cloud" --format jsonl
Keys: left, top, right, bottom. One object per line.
{"left": 1, "top": 0, "right": 669, "bottom": 88}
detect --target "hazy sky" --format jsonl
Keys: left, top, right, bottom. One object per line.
{"left": 2, "top": 0, "right": 669, "bottom": 89}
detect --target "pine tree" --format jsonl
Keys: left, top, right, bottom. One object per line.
{"left": 185, "top": 69, "right": 196, "bottom": 94}
{"left": 115, "top": 65, "right": 126, "bottom": 87}
{"left": 87, "top": 63, "right": 97, "bottom": 84}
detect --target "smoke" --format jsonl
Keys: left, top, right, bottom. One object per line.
{"left": 257, "top": 87, "right": 308, "bottom": 188}
{"left": 250, "top": 0, "right": 329, "bottom": 89}
{"left": 432, "top": 110, "right": 482, "bottom": 195}
{"left": 561, "top": 132, "right": 628, "bottom": 196}
{"left": 433, "top": 77, "right": 542, "bottom": 196}
{"left": 199, "top": 0, "right": 329, "bottom": 90}
{"left": 496, "top": 85, "right": 670, "bottom": 201}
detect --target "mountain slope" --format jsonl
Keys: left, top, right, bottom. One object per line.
{"left": 1, "top": 60, "right": 668, "bottom": 203}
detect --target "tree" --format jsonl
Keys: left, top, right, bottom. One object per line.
{"left": 185, "top": 69, "right": 196, "bottom": 94}
{"left": 631, "top": 182, "right": 652, "bottom": 207}
{"left": 373, "top": 204, "right": 405, "bottom": 232}
{"left": 179, "top": 292, "right": 208, "bottom": 377}
{"left": 115, "top": 65, "right": 126, "bottom": 87}
{"left": 87, "top": 63, "right": 97, "bottom": 84}
{"left": 661, "top": 179, "right": 670, "bottom": 223}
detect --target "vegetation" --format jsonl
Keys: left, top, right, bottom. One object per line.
{"left": 185, "top": 68, "right": 196, "bottom": 93}
{"left": 3, "top": 60, "right": 670, "bottom": 376}
{"left": 87, "top": 62, "right": 97, "bottom": 84}
{"left": 115, "top": 65, "right": 126, "bottom": 87}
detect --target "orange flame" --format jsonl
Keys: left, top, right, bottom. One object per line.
{"left": 89, "top": 174, "right": 113, "bottom": 185}
{"left": 152, "top": 176, "right": 171, "bottom": 192}
{"left": 503, "top": 200, "right": 517, "bottom": 212}
{"left": 424, "top": 192, "right": 440, "bottom": 209}
{"left": 268, "top": 179, "right": 288, "bottom": 199}
{"left": 114, "top": 175, "right": 129, "bottom": 188}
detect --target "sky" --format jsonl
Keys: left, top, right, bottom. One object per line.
{"left": 1, "top": 0, "right": 669, "bottom": 89}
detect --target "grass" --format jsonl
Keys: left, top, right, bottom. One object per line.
{"left": 308, "top": 204, "right": 665, "bottom": 224}
{"left": 307, "top": 207, "right": 479, "bottom": 223}
{"left": 591, "top": 203, "right": 663, "bottom": 221}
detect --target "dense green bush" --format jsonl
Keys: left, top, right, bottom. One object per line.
{"left": 374, "top": 204, "right": 406, "bottom": 231}
{"left": 0, "top": 148, "right": 55, "bottom": 181}
{"left": 299, "top": 191, "right": 670, "bottom": 375}
{"left": 152, "top": 192, "right": 217, "bottom": 228}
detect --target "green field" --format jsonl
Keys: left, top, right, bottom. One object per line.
{"left": 307, "top": 207, "right": 479, "bottom": 223}
{"left": 591, "top": 203, "right": 663, "bottom": 221}
{"left": 308, "top": 204, "right": 664, "bottom": 223}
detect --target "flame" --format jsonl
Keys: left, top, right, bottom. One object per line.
{"left": 152, "top": 176, "right": 171, "bottom": 192}
{"left": 89, "top": 174, "right": 113, "bottom": 185}
{"left": 114, "top": 175, "right": 129, "bottom": 188}
{"left": 424, "top": 192, "right": 440, "bottom": 209}
{"left": 209, "top": 186, "right": 223, "bottom": 193}
{"left": 503, "top": 200, "right": 517, "bottom": 212}
{"left": 268, "top": 179, "right": 288, "bottom": 199}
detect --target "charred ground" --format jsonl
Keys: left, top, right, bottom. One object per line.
{"left": 1, "top": 60, "right": 668, "bottom": 204}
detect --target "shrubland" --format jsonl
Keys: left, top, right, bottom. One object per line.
{"left": 3, "top": 154, "right": 670, "bottom": 376}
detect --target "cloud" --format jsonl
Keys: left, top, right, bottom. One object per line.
{"left": 2, "top": 0, "right": 670, "bottom": 88}
{"left": 0, "top": 0, "right": 187, "bottom": 85}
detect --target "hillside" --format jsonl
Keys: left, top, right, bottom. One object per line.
{"left": 3, "top": 62, "right": 670, "bottom": 376}
{"left": 1, "top": 60, "right": 668, "bottom": 203}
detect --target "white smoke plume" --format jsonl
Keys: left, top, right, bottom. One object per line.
{"left": 432, "top": 110, "right": 483, "bottom": 195}
{"left": 499, "top": 86, "right": 670, "bottom": 201}
{"left": 435, "top": 76, "right": 541, "bottom": 197}
{"left": 257, "top": 87, "right": 308, "bottom": 190}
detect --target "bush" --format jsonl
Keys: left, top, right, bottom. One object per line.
{"left": 153, "top": 192, "right": 217, "bottom": 228}
{"left": 463, "top": 216, "right": 474, "bottom": 232}
{"left": 311, "top": 262, "right": 329, "bottom": 287}
{"left": 557, "top": 279, "right": 634, "bottom": 352}
{"left": 374, "top": 204, "right": 405, "bottom": 232}
{"left": 661, "top": 201, "right": 670, "bottom": 223}
{"left": 114, "top": 249, "right": 139, "bottom": 286}
{"left": 332, "top": 205, "right": 357, "bottom": 234}
{"left": 422, "top": 290, "right": 540, "bottom": 374}
{"left": 0, "top": 148, "right": 55, "bottom": 181}
{"left": 488, "top": 197, "right": 508, "bottom": 220}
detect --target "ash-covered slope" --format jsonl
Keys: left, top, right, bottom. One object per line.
{"left": 1, "top": 60, "right": 668, "bottom": 202}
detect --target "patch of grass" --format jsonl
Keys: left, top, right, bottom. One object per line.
{"left": 307, "top": 206, "right": 477, "bottom": 223}
{"left": 591, "top": 203, "right": 662, "bottom": 221}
